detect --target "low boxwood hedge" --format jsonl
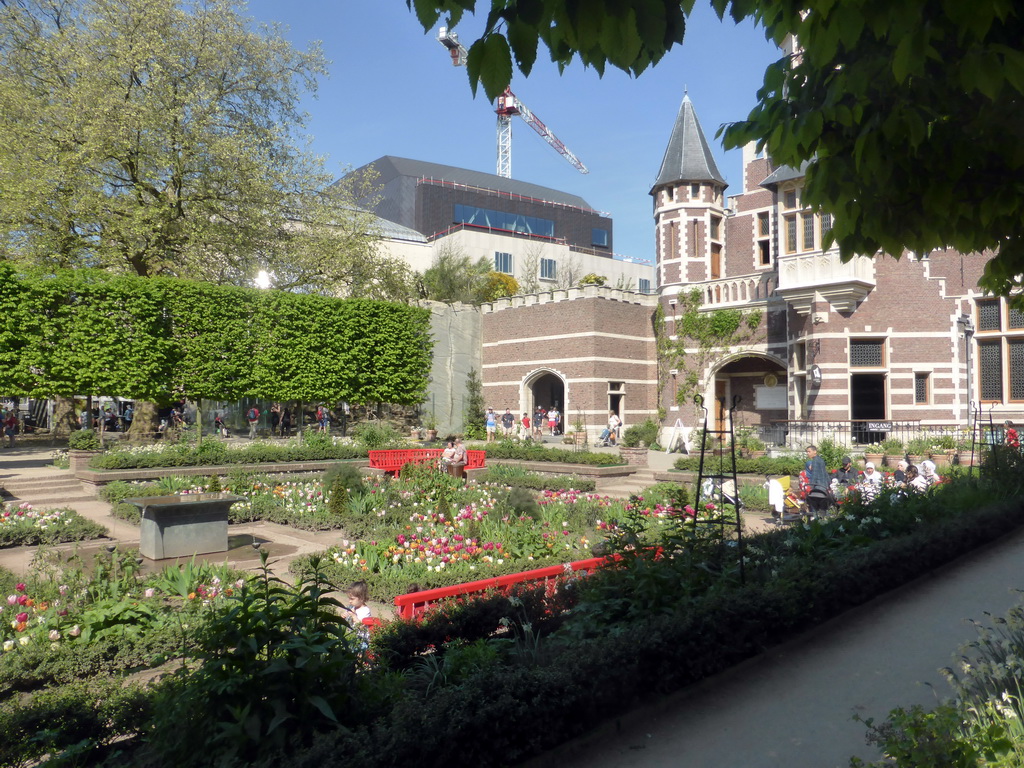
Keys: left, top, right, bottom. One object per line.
{"left": 88, "top": 439, "right": 367, "bottom": 470}
{"left": 484, "top": 443, "right": 622, "bottom": 466}
{"left": 673, "top": 454, "right": 806, "bottom": 475}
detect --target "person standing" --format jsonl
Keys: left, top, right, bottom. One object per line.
{"left": 501, "top": 408, "right": 515, "bottom": 437}
{"left": 122, "top": 404, "right": 133, "bottom": 433}
{"left": 533, "top": 407, "right": 545, "bottom": 438}
{"left": 281, "top": 406, "right": 292, "bottom": 437}
{"left": 485, "top": 407, "right": 497, "bottom": 442}
{"left": 246, "top": 404, "right": 260, "bottom": 439}
{"left": 3, "top": 409, "right": 16, "bottom": 448}
{"left": 804, "top": 444, "right": 831, "bottom": 518}
{"left": 548, "top": 406, "right": 560, "bottom": 436}
{"left": 270, "top": 402, "right": 281, "bottom": 436}
{"left": 521, "top": 412, "right": 531, "bottom": 440}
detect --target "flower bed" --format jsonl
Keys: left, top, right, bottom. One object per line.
{"left": 0, "top": 504, "right": 107, "bottom": 548}
{"left": 2, "top": 456, "right": 1022, "bottom": 768}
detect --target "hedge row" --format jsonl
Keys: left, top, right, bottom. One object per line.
{"left": 483, "top": 443, "right": 623, "bottom": 466}
{"left": 89, "top": 439, "right": 367, "bottom": 470}
{"left": 673, "top": 454, "right": 806, "bottom": 475}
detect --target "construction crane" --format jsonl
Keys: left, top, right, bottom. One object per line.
{"left": 437, "top": 27, "right": 589, "bottom": 179}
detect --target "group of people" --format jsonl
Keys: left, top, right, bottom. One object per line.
{"left": 800, "top": 445, "right": 944, "bottom": 517}
{"left": 483, "top": 406, "right": 562, "bottom": 442}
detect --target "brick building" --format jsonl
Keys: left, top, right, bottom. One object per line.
{"left": 479, "top": 92, "right": 1015, "bottom": 448}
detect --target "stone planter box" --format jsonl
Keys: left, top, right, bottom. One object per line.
{"left": 618, "top": 446, "right": 649, "bottom": 466}
{"left": 68, "top": 449, "right": 102, "bottom": 474}
{"left": 127, "top": 493, "right": 243, "bottom": 561}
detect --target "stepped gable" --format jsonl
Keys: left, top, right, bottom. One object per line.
{"left": 651, "top": 93, "right": 727, "bottom": 191}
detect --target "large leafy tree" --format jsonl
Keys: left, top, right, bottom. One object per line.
{"left": 0, "top": 0, "right": 397, "bottom": 295}
{"left": 410, "top": 0, "right": 1024, "bottom": 297}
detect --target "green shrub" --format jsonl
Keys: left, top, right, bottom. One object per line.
{"left": 350, "top": 421, "right": 404, "bottom": 450}
{"left": 0, "top": 677, "right": 150, "bottom": 766}
{"left": 484, "top": 443, "right": 622, "bottom": 466}
{"left": 68, "top": 430, "right": 101, "bottom": 450}
{"left": 621, "top": 418, "right": 660, "bottom": 448}
{"left": 88, "top": 439, "right": 367, "bottom": 469}
{"left": 673, "top": 455, "right": 805, "bottom": 475}
{"left": 816, "top": 437, "right": 845, "bottom": 469}
{"left": 478, "top": 466, "right": 596, "bottom": 492}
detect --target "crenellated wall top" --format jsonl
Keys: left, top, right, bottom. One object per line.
{"left": 481, "top": 285, "right": 661, "bottom": 313}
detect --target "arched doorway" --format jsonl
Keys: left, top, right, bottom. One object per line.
{"left": 524, "top": 369, "right": 566, "bottom": 424}
{"left": 707, "top": 354, "right": 787, "bottom": 444}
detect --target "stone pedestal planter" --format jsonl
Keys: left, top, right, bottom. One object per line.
{"left": 127, "top": 493, "right": 243, "bottom": 560}
{"left": 863, "top": 452, "right": 884, "bottom": 467}
{"left": 619, "top": 446, "right": 649, "bottom": 466}
{"left": 68, "top": 449, "right": 101, "bottom": 474}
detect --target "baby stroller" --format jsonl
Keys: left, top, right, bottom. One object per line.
{"left": 764, "top": 475, "right": 806, "bottom": 525}
{"left": 596, "top": 425, "right": 618, "bottom": 447}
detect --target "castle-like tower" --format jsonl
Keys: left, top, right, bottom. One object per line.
{"left": 650, "top": 94, "right": 729, "bottom": 294}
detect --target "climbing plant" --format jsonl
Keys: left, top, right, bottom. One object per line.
{"left": 657, "top": 288, "right": 765, "bottom": 410}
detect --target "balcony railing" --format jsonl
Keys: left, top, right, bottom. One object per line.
{"left": 775, "top": 250, "right": 876, "bottom": 314}
{"left": 690, "top": 273, "right": 778, "bottom": 309}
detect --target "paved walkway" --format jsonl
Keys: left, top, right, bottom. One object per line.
{"left": 523, "top": 524, "right": 1024, "bottom": 768}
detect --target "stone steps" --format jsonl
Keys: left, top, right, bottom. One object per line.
{"left": 597, "top": 468, "right": 660, "bottom": 498}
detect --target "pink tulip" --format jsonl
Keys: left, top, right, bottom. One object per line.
{"left": 14, "top": 583, "right": 25, "bottom": 593}
{"left": 6, "top": 595, "right": 15, "bottom": 605}
{"left": 15, "top": 612, "right": 28, "bottom": 623}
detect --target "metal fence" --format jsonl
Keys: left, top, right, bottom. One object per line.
{"left": 757, "top": 420, "right": 975, "bottom": 449}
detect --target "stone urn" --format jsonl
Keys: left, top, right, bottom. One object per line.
{"left": 956, "top": 450, "right": 974, "bottom": 466}
{"left": 906, "top": 454, "right": 924, "bottom": 467}
{"left": 863, "top": 452, "right": 884, "bottom": 467}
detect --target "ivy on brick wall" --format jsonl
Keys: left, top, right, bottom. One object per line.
{"left": 657, "top": 288, "right": 764, "bottom": 410}
{"left": 0, "top": 265, "right": 432, "bottom": 406}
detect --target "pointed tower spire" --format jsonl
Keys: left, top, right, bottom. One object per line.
{"left": 651, "top": 93, "right": 727, "bottom": 190}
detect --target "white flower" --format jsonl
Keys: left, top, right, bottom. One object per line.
{"left": 48, "top": 629, "right": 60, "bottom": 641}
{"left": 18, "top": 636, "right": 28, "bottom": 646}
{"left": 69, "top": 625, "right": 81, "bottom": 637}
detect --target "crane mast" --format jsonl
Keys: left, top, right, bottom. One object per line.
{"left": 436, "top": 27, "right": 588, "bottom": 179}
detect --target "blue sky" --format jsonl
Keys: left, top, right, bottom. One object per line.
{"left": 244, "top": 1, "right": 780, "bottom": 264}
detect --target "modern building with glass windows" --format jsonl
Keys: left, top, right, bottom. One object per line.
{"left": 343, "top": 156, "right": 652, "bottom": 292}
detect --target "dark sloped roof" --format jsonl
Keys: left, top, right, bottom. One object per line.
{"left": 760, "top": 161, "right": 811, "bottom": 187}
{"left": 651, "top": 94, "right": 727, "bottom": 191}
{"left": 362, "top": 156, "right": 596, "bottom": 211}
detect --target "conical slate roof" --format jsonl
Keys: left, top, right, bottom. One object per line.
{"left": 651, "top": 94, "right": 727, "bottom": 191}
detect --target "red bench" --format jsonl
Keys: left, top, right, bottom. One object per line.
{"left": 392, "top": 554, "right": 613, "bottom": 620}
{"left": 367, "top": 448, "right": 486, "bottom": 477}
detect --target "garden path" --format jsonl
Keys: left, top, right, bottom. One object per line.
{"left": 522, "top": 524, "right": 1024, "bottom": 768}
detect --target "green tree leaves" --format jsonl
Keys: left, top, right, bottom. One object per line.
{"left": 0, "top": 0, "right": 392, "bottom": 295}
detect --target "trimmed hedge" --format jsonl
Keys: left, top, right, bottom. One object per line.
{"left": 475, "top": 469, "right": 597, "bottom": 492}
{"left": 89, "top": 440, "right": 367, "bottom": 470}
{"left": 484, "top": 443, "right": 623, "bottom": 466}
{"left": 673, "top": 454, "right": 806, "bottom": 475}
